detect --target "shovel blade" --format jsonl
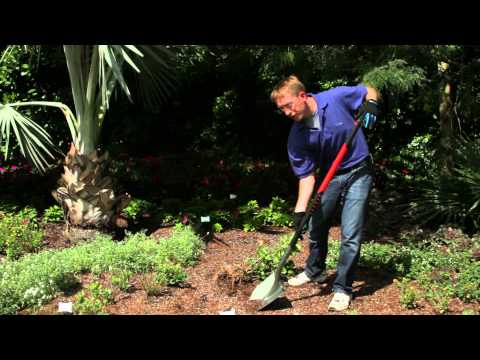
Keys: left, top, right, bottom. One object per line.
{"left": 249, "top": 272, "right": 284, "bottom": 310}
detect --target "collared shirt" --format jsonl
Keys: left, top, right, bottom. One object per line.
{"left": 287, "top": 85, "right": 370, "bottom": 179}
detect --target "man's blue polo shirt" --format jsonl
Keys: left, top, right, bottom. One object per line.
{"left": 287, "top": 85, "right": 370, "bottom": 179}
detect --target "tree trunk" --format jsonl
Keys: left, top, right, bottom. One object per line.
{"left": 438, "top": 62, "right": 455, "bottom": 176}
{"left": 51, "top": 143, "right": 131, "bottom": 228}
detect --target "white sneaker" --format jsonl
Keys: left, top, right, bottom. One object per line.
{"left": 328, "top": 292, "right": 352, "bottom": 311}
{"left": 287, "top": 271, "right": 327, "bottom": 287}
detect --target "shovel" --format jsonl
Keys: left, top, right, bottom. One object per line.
{"left": 249, "top": 118, "right": 365, "bottom": 310}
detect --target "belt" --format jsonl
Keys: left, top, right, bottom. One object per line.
{"left": 334, "top": 157, "right": 372, "bottom": 176}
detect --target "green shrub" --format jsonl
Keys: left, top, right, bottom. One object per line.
{"left": 360, "top": 242, "right": 412, "bottom": 275}
{"left": 395, "top": 279, "right": 419, "bottom": 309}
{"left": 258, "top": 196, "right": 293, "bottom": 227}
{"left": 122, "top": 198, "right": 156, "bottom": 221}
{"left": 43, "top": 205, "right": 64, "bottom": 223}
{"left": 0, "top": 225, "right": 203, "bottom": 314}
{"left": 326, "top": 229, "right": 480, "bottom": 310}
{"left": 17, "top": 206, "right": 38, "bottom": 224}
{"left": 74, "top": 281, "right": 113, "bottom": 315}
{"left": 239, "top": 197, "right": 293, "bottom": 232}
{"left": 424, "top": 287, "right": 450, "bottom": 314}
{"left": 0, "top": 211, "right": 43, "bottom": 260}
{"left": 454, "top": 262, "right": 480, "bottom": 303}
{"left": 111, "top": 269, "right": 133, "bottom": 292}
{"left": 245, "top": 232, "right": 301, "bottom": 280}
{"left": 155, "top": 262, "right": 187, "bottom": 286}
{"left": 239, "top": 200, "right": 263, "bottom": 232}
{"left": 212, "top": 210, "right": 232, "bottom": 229}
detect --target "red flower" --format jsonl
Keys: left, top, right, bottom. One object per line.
{"left": 201, "top": 177, "right": 210, "bottom": 187}
{"left": 182, "top": 213, "right": 190, "bottom": 225}
{"left": 401, "top": 168, "right": 410, "bottom": 175}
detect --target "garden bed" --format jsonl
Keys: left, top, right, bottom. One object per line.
{"left": 22, "top": 225, "right": 480, "bottom": 315}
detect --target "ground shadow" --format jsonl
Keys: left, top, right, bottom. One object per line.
{"left": 289, "top": 288, "right": 331, "bottom": 303}
{"left": 258, "top": 227, "right": 292, "bottom": 235}
{"left": 259, "top": 297, "right": 293, "bottom": 311}
{"left": 351, "top": 267, "right": 398, "bottom": 299}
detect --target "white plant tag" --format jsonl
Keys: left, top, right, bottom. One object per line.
{"left": 219, "top": 308, "right": 236, "bottom": 315}
{"left": 58, "top": 302, "right": 73, "bottom": 314}
{"left": 201, "top": 216, "right": 211, "bottom": 223}
{"left": 229, "top": 194, "right": 237, "bottom": 200}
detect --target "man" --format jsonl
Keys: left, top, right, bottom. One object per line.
{"left": 271, "top": 75, "right": 380, "bottom": 311}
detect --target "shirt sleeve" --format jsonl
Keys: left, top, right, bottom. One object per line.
{"left": 332, "top": 85, "right": 368, "bottom": 112}
{"left": 287, "top": 129, "right": 316, "bottom": 179}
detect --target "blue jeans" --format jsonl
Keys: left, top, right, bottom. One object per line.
{"left": 304, "top": 163, "right": 373, "bottom": 295}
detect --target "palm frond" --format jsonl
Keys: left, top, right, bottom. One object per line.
{"left": 408, "top": 135, "right": 480, "bottom": 231}
{"left": 135, "top": 45, "right": 177, "bottom": 108}
{"left": 63, "top": 46, "right": 88, "bottom": 120}
{"left": 0, "top": 104, "right": 58, "bottom": 173}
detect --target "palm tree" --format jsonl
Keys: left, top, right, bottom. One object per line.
{"left": 0, "top": 45, "right": 176, "bottom": 227}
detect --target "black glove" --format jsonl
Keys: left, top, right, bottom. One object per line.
{"left": 357, "top": 99, "right": 379, "bottom": 130}
{"left": 293, "top": 212, "right": 307, "bottom": 235}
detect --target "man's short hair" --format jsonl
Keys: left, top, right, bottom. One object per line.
{"left": 270, "top": 75, "right": 306, "bottom": 102}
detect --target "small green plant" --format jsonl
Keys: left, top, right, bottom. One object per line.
{"left": 111, "top": 269, "right": 133, "bottom": 292}
{"left": 213, "top": 223, "right": 223, "bottom": 233}
{"left": 0, "top": 212, "right": 43, "bottom": 260}
{"left": 396, "top": 278, "right": 419, "bottom": 310}
{"left": 258, "top": 197, "right": 293, "bottom": 227}
{"left": 43, "top": 205, "right": 64, "bottom": 223}
{"left": 425, "top": 288, "right": 450, "bottom": 314}
{"left": 462, "top": 309, "right": 478, "bottom": 315}
{"left": 212, "top": 210, "right": 233, "bottom": 229}
{"left": 160, "top": 212, "right": 178, "bottom": 225}
{"left": 238, "top": 197, "right": 293, "bottom": 231}
{"left": 74, "top": 281, "right": 113, "bottom": 315}
{"left": 155, "top": 262, "right": 187, "bottom": 286}
{"left": 17, "top": 206, "right": 38, "bottom": 221}
{"left": 239, "top": 200, "right": 263, "bottom": 232}
{"left": 245, "top": 232, "right": 301, "bottom": 280}
{"left": 141, "top": 273, "right": 166, "bottom": 297}
{"left": 122, "top": 198, "right": 156, "bottom": 221}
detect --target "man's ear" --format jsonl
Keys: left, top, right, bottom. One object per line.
{"left": 298, "top": 91, "right": 307, "bottom": 99}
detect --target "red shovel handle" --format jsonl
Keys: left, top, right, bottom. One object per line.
{"left": 317, "top": 120, "right": 360, "bottom": 194}
{"left": 317, "top": 143, "right": 348, "bottom": 193}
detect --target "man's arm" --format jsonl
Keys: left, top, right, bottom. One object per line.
{"left": 294, "top": 173, "right": 316, "bottom": 212}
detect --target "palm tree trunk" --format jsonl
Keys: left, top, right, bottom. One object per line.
{"left": 52, "top": 143, "right": 131, "bottom": 228}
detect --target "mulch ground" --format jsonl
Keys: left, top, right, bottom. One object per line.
{"left": 27, "top": 224, "right": 480, "bottom": 315}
